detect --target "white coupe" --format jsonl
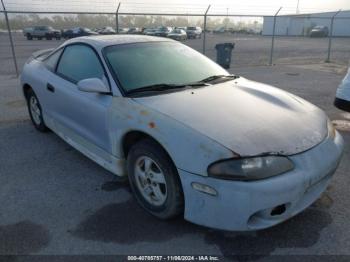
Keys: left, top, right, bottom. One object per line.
{"left": 21, "top": 35, "right": 344, "bottom": 231}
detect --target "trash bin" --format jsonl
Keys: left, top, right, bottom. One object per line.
{"left": 215, "top": 43, "right": 235, "bottom": 69}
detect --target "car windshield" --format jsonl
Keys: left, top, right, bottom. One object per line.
{"left": 104, "top": 42, "right": 229, "bottom": 93}
{"left": 171, "top": 29, "right": 181, "bottom": 34}
{"left": 187, "top": 27, "right": 196, "bottom": 30}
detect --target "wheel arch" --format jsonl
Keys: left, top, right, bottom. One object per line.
{"left": 121, "top": 130, "right": 179, "bottom": 173}
{"left": 22, "top": 83, "right": 33, "bottom": 99}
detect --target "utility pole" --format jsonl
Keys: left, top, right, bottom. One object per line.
{"left": 226, "top": 8, "right": 229, "bottom": 30}
{"left": 269, "top": 7, "right": 282, "bottom": 65}
{"left": 1, "top": 0, "right": 18, "bottom": 76}
{"left": 116, "top": 2, "right": 121, "bottom": 34}
{"left": 202, "top": 5, "right": 211, "bottom": 55}
{"left": 326, "top": 9, "right": 341, "bottom": 62}
{"left": 296, "top": 0, "right": 300, "bottom": 14}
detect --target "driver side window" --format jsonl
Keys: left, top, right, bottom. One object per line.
{"left": 56, "top": 44, "right": 105, "bottom": 84}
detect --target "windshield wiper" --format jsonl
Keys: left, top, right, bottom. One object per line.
{"left": 126, "top": 83, "right": 187, "bottom": 95}
{"left": 126, "top": 76, "right": 238, "bottom": 95}
{"left": 199, "top": 74, "right": 239, "bottom": 83}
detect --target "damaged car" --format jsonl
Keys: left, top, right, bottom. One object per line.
{"left": 21, "top": 35, "right": 344, "bottom": 231}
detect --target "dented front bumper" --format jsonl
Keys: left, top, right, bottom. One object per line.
{"left": 178, "top": 131, "right": 344, "bottom": 231}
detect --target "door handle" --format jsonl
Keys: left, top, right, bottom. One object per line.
{"left": 47, "top": 83, "right": 55, "bottom": 93}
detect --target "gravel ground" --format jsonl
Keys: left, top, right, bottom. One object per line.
{"left": 0, "top": 33, "right": 350, "bottom": 261}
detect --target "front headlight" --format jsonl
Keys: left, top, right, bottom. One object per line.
{"left": 208, "top": 156, "right": 294, "bottom": 181}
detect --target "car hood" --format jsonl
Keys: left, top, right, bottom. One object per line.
{"left": 133, "top": 78, "right": 328, "bottom": 156}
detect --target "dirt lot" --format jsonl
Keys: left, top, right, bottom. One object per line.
{"left": 0, "top": 32, "right": 350, "bottom": 261}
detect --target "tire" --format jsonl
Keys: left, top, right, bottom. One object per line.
{"left": 25, "top": 89, "right": 49, "bottom": 132}
{"left": 45, "top": 34, "right": 52, "bottom": 40}
{"left": 26, "top": 34, "right": 33, "bottom": 40}
{"left": 38, "top": 37, "right": 42, "bottom": 40}
{"left": 127, "top": 139, "right": 183, "bottom": 219}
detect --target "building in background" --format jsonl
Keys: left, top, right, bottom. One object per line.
{"left": 262, "top": 10, "right": 350, "bottom": 36}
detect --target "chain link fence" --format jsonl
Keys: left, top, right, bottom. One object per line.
{"left": 1, "top": 0, "right": 350, "bottom": 76}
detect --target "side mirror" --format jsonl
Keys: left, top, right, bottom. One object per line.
{"left": 77, "top": 78, "right": 109, "bottom": 94}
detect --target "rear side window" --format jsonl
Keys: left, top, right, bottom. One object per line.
{"left": 57, "top": 44, "right": 104, "bottom": 83}
{"left": 45, "top": 49, "right": 63, "bottom": 71}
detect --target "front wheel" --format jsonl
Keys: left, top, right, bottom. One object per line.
{"left": 127, "top": 139, "right": 183, "bottom": 219}
{"left": 26, "top": 89, "right": 49, "bottom": 132}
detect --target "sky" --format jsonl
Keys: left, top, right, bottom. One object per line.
{"left": 2, "top": 0, "right": 350, "bottom": 15}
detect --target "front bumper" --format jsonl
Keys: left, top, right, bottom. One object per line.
{"left": 187, "top": 33, "right": 198, "bottom": 38}
{"left": 178, "top": 131, "right": 344, "bottom": 231}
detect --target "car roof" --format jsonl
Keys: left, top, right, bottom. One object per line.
{"left": 63, "top": 35, "right": 173, "bottom": 50}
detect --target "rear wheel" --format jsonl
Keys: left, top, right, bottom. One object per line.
{"left": 26, "top": 89, "right": 49, "bottom": 132}
{"left": 127, "top": 139, "right": 183, "bottom": 219}
{"left": 26, "top": 34, "right": 33, "bottom": 40}
{"left": 45, "top": 34, "right": 52, "bottom": 40}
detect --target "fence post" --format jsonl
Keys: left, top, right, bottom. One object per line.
{"left": 325, "top": 9, "right": 341, "bottom": 63}
{"left": 1, "top": 0, "right": 19, "bottom": 76}
{"left": 116, "top": 2, "right": 121, "bottom": 34}
{"left": 202, "top": 5, "right": 211, "bottom": 55}
{"left": 269, "top": 7, "right": 282, "bottom": 66}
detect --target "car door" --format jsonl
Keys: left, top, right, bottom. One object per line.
{"left": 45, "top": 44, "right": 113, "bottom": 154}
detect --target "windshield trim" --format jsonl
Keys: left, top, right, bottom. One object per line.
{"left": 102, "top": 41, "right": 229, "bottom": 97}
{"left": 102, "top": 41, "right": 172, "bottom": 97}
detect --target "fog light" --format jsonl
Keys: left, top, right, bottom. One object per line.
{"left": 191, "top": 182, "right": 217, "bottom": 196}
{"left": 270, "top": 204, "right": 286, "bottom": 216}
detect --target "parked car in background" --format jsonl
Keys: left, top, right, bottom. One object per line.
{"left": 118, "top": 28, "right": 129, "bottom": 34}
{"left": 23, "top": 27, "right": 33, "bottom": 37}
{"left": 99, "top": 27, "right": 116, "bottom": 35}
{"left": 167, "top": 29, "right": 187, "bottom": 41}
{"left": 186, "top": 26, "right": 202, "bottom": 39}
{"left": 175, "top": 26, "right": 187, "bottom": 31}
{"left": 23, "top": 26, "right": 61, "bottom": 40}
{"left": 154, "top": 26, "right": 172, "bottom": 37}
{"left": 62, "top": 27, "right": 98, "bottom": 39}
{"left": 143, "top": 28, "right": 157, "bottom": 36}
{"left": 128, "top": 27, "right": 142, "bottom": 34}
{"left": 310, "top": 26, "right": 329, "bottom": 37}
{"left": 334, "top": 67, "right": 350, "bottom": 112}
{"left": 213, "top": 27, "right": 226, "bottom": 34}
{"left": 21, "top": 35, "right": 343, "bottom": 231}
